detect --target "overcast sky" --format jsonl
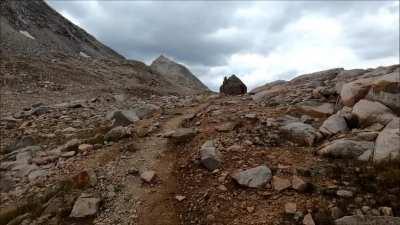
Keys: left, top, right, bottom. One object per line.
{"left": 47, "top": 1, "right": 399, "bottom": 91}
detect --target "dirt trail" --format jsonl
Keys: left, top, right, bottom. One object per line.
{"left": 134, "top": 103, "right": 209, "bottom": 225}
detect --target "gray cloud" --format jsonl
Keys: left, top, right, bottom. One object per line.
{"left": 47, "top": 0, "right": 399, "bottom": 91}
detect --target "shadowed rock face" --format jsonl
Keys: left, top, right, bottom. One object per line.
{"left": 219, "top": 75, "right": 247, "bottom": 95}
{"left": 0, "top": 0, "right": 124, "bottom": 59}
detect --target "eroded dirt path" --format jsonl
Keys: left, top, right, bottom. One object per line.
{"left": 136, "top": 103, "right": 209, "bottom": 225}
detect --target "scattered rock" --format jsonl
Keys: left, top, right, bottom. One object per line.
{"left": 366, "top": 71, "right": 400, "bottom": 113}
{"left": 303, "top": 213, "right": 316, "bottom": 225}
{"left": 140, "top": 170, "right": 156, "bottom": 183}
{"left": 107, "top": 110, "right": 139, "bottom": 127}
{"left": 284, "top": 202, "right": 297, "bottom": 214}
{"left": 220, "top": 75, "right": 247, "bottom": 95}
{"left": 272, "top": 176, "right": 291, "bottom": 191}
{"left": 336, "top": 190, "right": 353, "bottom": 198}
{"left": 297, "top": 102, "right": 335, "bottom": 117}
{"left": 318, "top": 139, "right": 374, "bottom": 159}
{"left": 78, "top": 144, "right": 94, "bottom": 151}
{"left": 166, "top": 128, "right": 197, "bottom": 144}
{"left": 132, "top": 103, "right": 160, "bottom": 119}
{"left": 319, "top": 114, "right": 349, "bottom": 136}
{"left": 69, "top": 194, "right": 101, "bottom": 218}
{"left": 367, "top": 117, "right": 399, "bottom": 162}
{"left": 200, "top": 140, "right": 222, "bottom": 171}
{"left": 280, "top": 122, "right": 321, "bottom": 146}
{"left": 175, "top": 195, "right": 186, "bottom": 202}
{"left": 104, "top": 126, "right": 129, "bottom": 142}
{"left": 335, "top": 215, "right": 400, "bottom": 225}
{"left": 330, "top": 206, "right": 344, "bottom": 220}
{"left": 352, "top": 100, "right": 395, "bottom": 127}
{"left": 231, "top": 165, "right": 272, "bottom": 188}
{"left": 340, "top": 77, "right": 374, "bottom": 106}
{"left": 292, "top": 176, "right": 308, "bottom": 192}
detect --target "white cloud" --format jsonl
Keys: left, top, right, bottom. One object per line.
{"left": 48, "top": 0, "right": 399, "bottom": 92}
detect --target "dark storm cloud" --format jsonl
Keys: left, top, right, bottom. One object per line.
{"left": 47, "top": 1, "right": 399, "bottom": 90}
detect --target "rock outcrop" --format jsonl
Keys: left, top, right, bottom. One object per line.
{"left": 150, "top": 55, "right": 210, "bottom": 94}
{"left": 220, "top": 75, "right": 247, "bottom": 95}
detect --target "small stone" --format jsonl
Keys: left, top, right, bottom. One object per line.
{"left": 379, "top": 207, "right": 393, "bottom": 216}
{"left": 61, "top": 151, "right": 76, "bottom": 158}
{"left": 217, "top": 185, "right": 227, "bottom": 191}
{"left": 69, "top": 194, "right": 101, "bottom": 218}
{"left": 292, "top": 176, "right": 308, "bottom": 192}
{"left": 330, "top": 206, "right": 344, "bottom": 219}
{"left": 231, "top": 165, "right": 272, "bottom": 188}
{"left": 200, "top": 140, "right": 222, "bottom": 171}
{"left": 28, "top": 169, "right": 48, "bottom": 182}
{"left": 246, "top": 206, "right": 255, "bottom": 213}
{"left": 303, "top": 213, "right": 316, "bottom": 225}
{"left": 272, "top": 176, "right": 291, "bottom": 191}
{"left": 140, "top": 170, "right": 156, "bottom": 183}
{"left": 128, "top": 167, "right": 139, "bottom": 175}
{"left": 104, "top": 126, "right": 129, "bottom": 142}
{"left": 175, "top": 195, "right": 186, "bottom": 202}
{"left": 337, "top": 190, "right": 353, "bottom": 198}
{"left": 285, "top": 202, "right": 297, "bottom": 214}
{"left": 78, "top": 144, "right": 94, "bottom": 151}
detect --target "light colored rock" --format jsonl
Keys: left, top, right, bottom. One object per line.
{"left": 318, "top": 139, "right": 374, "bottom": 159}
{"left": 78, "top": 144, "right": 94, "bottom": 151}
{"left": 366, "top": 71, "right": 400, "bottom": 112}
{"left": 379, "top": 207, "right": 393, "bottom": 216}
{"left": 70, "top": 194, "right": 101, "bottom": 218}
{"left": 132, "top": 103, "right": 160, "bottom": 119}
{"left": 140, "top": 170, "right": 156, "bottom": 183}
{"left": 272, "top": 176, "right": 291, "bottom": 191}
{"left": 106, "top": 110, "right": 139, "bottom": 127}
{"left": 292, "top": 176, "right": 307, "bottom": 192}
{"left": 61, "top": 151, "right": 76, "bottom": 158}
{"left": 280, "top": 122, "right": 321, "bottom": 146}
{"left": 319, "top": 114, "right": 349, "bottom": 136}
{"left": 175, "top": 195, "right": 186, "bottom": 202}
{"left": 361, "top": 117, "right": 400, "bottom": 162}
{"left": 285, "top": 202, "right": 297, "bottom": 214}
{"left": 297, "top": 102, "right": 335, "bottom": 117}
{"left": 340, "top": 77, "right": 374, "bottom": 106}
{"left": 231, "top": 165, "right": 272, "bottom": 188}
{"left": 13, "top": 163, "right": 39, "bottom": 177}
{"left": 216, "top": 122, "right": 237, "bottom": 132}
{"left": 335, "top": 215, "right": 400, "bottom": 225}
{"left": 336, "top": 190, "right": 353, "bottom": 198}
{"left": 166, "top": 128, "right": 197, "bottom": 144}
{"left": 104, "top": 126, "right": 129, "bottom": 142}
{"left": 28, "top": 169, "right": 48, "bottom": 182}
{"left": 200, "top": 140, "right": 222, "bottom": 171}
{"left": 352, "top": 100, "right": 395, "bottom": 127}
{"left": 303, "top": 213, "right": 316, "bottom": 225}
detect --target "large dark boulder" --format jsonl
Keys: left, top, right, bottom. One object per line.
{"left": 220, "top": 75, "right": 247, "bottom": 95}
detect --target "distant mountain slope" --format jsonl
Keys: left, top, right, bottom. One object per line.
{"left": 0, "top": 0, "right": 123, "bottom": 59}
{"left": 150, "top": 55, "right": 210, "bottom": 92}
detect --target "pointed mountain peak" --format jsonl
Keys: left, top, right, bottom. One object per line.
{"left": 153, "top": 54, "right": 174, "bottom": 64}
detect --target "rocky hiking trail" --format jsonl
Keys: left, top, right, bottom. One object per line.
{"left": 1, "top": 64, "right": 400, "bottom": 225}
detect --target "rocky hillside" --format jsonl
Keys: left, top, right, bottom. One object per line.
{"left": 0, "top": 0, "right": 210, "bottom": 111}
{"left": 1, "top": 64, "right": 399, "bottom": 225}
{"left": 151, "top": 55, "right": 210, "bottom": 93}
{"left": 0, "top": 0, "right": 123, "bottom": 59}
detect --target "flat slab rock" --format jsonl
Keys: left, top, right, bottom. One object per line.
{"left": 70, "top": 194, "right": 101, "bottom": 218}
{"left": 231, "top": 165, "right": 272, "bottom": 188}
{"left": 335, "top": 215, "right": 400, "bottom": 225}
